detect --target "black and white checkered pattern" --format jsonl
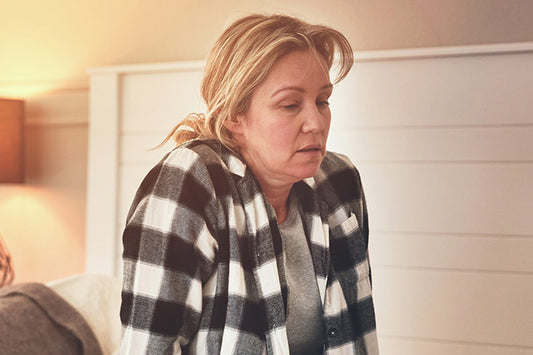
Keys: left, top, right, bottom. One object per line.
{"left": 119, "top": 140, "right": 378, "bottom": 354}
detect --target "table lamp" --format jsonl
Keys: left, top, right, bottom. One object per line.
{"left": 0, "top": 99, "right": 24, "bottom": 183}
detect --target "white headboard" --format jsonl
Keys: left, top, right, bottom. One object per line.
{"left": 87, "top": 43, "right": 533, "bottom": 354}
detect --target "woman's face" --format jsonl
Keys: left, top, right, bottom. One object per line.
{"left": 230, "top": 50, "right": 333, "bottom": 189}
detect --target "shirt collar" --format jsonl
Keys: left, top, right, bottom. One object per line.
{"left": 302, "top": 176, "right": 317, "bottom": 189}
{"left": 225, "top": 153, "right": 247, "bottom": 177}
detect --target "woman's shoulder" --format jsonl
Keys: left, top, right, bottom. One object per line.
{"left": 162, "top": 139, "right": 246, "bottom": 177}
{"left": 321, "top": 151, "right": 360, "bottom": 178}
{"left": 314, "top": 152, "right": 366, "bottom": 221}
{"left": 163, "top": 140, "right": 225, "bottom": 166}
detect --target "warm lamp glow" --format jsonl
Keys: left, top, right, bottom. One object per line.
{"left": 0, "top": 99, "right": 24, "bottom": 183}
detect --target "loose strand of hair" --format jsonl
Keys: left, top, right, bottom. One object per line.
{"left": 152, "top": 113, "right": 207, "bottom": 150}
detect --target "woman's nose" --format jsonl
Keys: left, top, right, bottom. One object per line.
{"left": 302, "top": 104, "right": 328, "bottom": 133}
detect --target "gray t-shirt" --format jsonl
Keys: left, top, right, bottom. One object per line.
{"left": 278, "top": 193, "right": 323, "bottom": 354}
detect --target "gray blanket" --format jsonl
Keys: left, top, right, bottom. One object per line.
{"left": 0, "top": 282, "right": 103, "bottom": 355}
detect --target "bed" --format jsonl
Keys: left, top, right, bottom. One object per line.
{"left": 0, "top": 273, "right": 121, "bottom": 355}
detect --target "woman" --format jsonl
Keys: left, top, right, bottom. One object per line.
{"left": 120, "top": 14, "right": 378, "bottom": 354}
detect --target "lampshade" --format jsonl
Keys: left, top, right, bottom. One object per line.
{"left": 0, "top": 99, "right": 24, "bottom": 183}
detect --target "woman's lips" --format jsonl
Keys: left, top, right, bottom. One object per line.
{"left": 296, "top": 145, "right": 322, "bottom": 153}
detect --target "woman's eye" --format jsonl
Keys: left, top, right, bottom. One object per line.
{"left": 281, "top": 104, "right": 299, "bottom": 110}
{"left": 317, "top": 100, "right": 330, "bottom": 107}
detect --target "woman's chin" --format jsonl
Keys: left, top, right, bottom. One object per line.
{"left": 292, "top": 163, "right": 322, "bottom": 181}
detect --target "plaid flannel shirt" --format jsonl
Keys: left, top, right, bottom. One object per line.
{"left": 120, "top": 140, "right": 378, "bottom": 354}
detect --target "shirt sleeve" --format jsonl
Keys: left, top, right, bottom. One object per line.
{"left": 118, "top": 147, "right": 219, "bottom": 354}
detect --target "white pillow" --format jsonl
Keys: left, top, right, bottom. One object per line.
{"left": 48, "top": 273, "right": 122, "bottom": 355}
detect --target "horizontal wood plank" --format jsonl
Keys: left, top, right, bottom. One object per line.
{"left": 332, "top": 52, "right": 533, "bottom": 127}
{"left": 372, "top": 267, "right": 533, "bottom": 347}
{"left": 359, "top": 164, "right": 533, "bottom": 236}
{"left": 328, "top": 126, "right": 533, "bottom": 163}
{"left": 378, "top": 336, "right": 533, "bottom": 355}
{"left": 369, "top": 232, "right": 533, "bottom": 273}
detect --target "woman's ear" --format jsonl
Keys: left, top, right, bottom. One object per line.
{"left": 224, "top": 114, "right": 245, "bottom": 135}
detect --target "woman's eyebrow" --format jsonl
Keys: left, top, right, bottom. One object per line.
{"left": 271, "top": 83, "right": 333, "bottom": 98}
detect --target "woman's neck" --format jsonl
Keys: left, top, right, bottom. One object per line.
{"left": 261, "top": 183, "right": 293, "bottom": 224}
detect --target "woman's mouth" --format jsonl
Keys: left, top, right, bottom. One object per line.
{"left": 296, "top": 145, "right": 322, "bottom": 153}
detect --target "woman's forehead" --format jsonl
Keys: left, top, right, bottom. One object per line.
{"left": 259, "top": 50, "right": 332, "bottom": 95}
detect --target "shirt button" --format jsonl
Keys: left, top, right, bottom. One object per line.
{"left": 328, "top": 327, "right": 337, "bottom": 337}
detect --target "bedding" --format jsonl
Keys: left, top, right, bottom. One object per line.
{"left": 0, "top": 282, "right": 103, "bottom": 354}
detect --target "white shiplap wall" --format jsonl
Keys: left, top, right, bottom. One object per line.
{"left": 87, "top": 43, "right": 533, "bottom": 354}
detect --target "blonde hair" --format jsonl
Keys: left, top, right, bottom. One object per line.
{"left": 163, "top": 13, "right": 354, "bottom": 152}
{"left": 0, "top": 235, "right": 14, "bottom": 287}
